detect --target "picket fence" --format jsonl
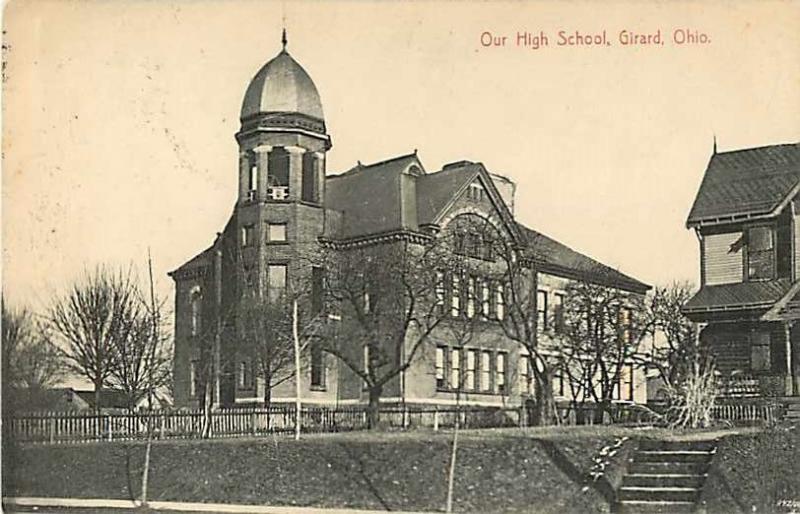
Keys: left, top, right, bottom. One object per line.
{"left": 710, "top": 403, "right": 781, "bottom": 424}
{"left": 6, "top": 405, "right": 524, "bottom": 445}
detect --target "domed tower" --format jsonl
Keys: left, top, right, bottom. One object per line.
{"left": 230, "top": 33, "right": 331, "bottom": 305}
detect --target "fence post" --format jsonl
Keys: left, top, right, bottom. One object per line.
{"left": 108, "top": 415, "right": 113, "bottom": 442}
{"left": 433, "top": 407, "right": 439, "bottom": 432}
{"left": 49, "top": 417, "right": 55, "bottom": 444}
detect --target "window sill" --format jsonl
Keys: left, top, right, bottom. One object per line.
{"left": 266, "top": 241, "right": 290, "bottom": 246}
{"left": 310, "top": 385, "right": 327, "bottom": 392}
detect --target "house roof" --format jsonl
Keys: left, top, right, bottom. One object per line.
{"left": 516, "top": 224, "right": 651, "bottom": 294}
{"left": 686, "top": 143, "right": 800, "bottom": 227}
{"left": 415, "top": 165, "right": 478, "bottom": 224}
{"left": 168, "top": 246, "right": 213, "bottom": 277}
{"left": 73, "top": 389, "right": 131, "bottom": 410}
{"left": 682, "top": 278, "right": 793, "bottom": 314}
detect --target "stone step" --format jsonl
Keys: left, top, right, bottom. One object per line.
{"left": 622, "top": 473, "right": 706, "bottom": 488}
{"left": 618, "top": 486, "right": 700, "bottom": 503}
{"left": 629, "top": 461, "right": 709, "bottom": 475}
{"left": 638, "top": 439, "right": 716, "bottom": 452}
{"left": 634, "top": 450, "right": 714, "bottom": 463}
{"left": 615, "top": 500, "right": 696, "bottom": 513}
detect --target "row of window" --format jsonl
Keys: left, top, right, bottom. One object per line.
{"left": 435, "top": 272, "right": 506, "bottom": 320}
{"left": 536, "top": 290, "right": 565, "bottom": 333}
{"left": 245, "top": 147, "right": 321, "bottom": 203}
{"left": 241, "top": 222, "right": 288, "bottom": 247}
{"left": 435, "top": 346, "right": 508, "bottom": 394}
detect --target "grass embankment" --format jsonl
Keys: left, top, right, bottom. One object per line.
{"left": 3, "top": 427, "right": 639, "bottom": 513}
{"left": 700, "top": 425, "right": 800, "bottom": 514}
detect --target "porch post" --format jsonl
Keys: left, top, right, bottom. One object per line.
{"left": 784, "top": 321, "right": 794, "bottom": 396}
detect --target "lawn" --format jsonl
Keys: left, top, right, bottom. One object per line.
{"left": 2, "top": 425, "right": 766, "bottom": 513}
{"left": 699, "top": 424, "right": 800, "bottom": 514}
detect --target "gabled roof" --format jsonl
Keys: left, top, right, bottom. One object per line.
{"left": 169, "top": 246, "right": 213, "bottom": 278}
{"left": 517, "top": 224, "right": 651, "bottom": 294}
{"left": 682, "top": 278, "right": 793, "bottom": 314}
{"left": 325, "top": 152, "right": 423, "bottom": 238}
{"left": 686, "top": 143, "right": 800, "bottom": 227}
{"left": 416, "top": 166, "right": 476, "bottom": 224}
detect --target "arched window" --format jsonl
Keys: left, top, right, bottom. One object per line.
{"left": 190, "top": 287, "right": 202, "bottom": 336}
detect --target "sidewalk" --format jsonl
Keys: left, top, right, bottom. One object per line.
{"left": 3, "top": 497, "right": 436, "bottom": 514}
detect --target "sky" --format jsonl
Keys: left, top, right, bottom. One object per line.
{"left": 3, "top": 0, "right": 800, "bottom": 320}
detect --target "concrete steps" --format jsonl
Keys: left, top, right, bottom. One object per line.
{"left": 614, "top": 439, "right": 716, "bottom": 514}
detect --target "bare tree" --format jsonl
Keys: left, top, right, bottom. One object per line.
{"left": 1, "top": 300, "right": 65, "bottom": 399}
{"left": 557, "top": 272, "right": 650, "bottom": 421}
{"left": 48, "top": 268, "right": 140, "bottom": 410}
{"left": 316, "top": 236, "right": 452, "bottom": 428}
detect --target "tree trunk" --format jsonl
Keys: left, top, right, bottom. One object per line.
{"left": 94, "top": 378, "right": 103, "bottom": 412}
{"left": 367, "top": 385, "right": 382, "bottom": 429}
{"left": 263, "top": 370, "right": 272, "bottom": 431}
{"left": 531, "top": 369, "right": 556, "bottom": 426}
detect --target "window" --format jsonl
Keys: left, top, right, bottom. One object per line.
{"left": 189, "top": 361, "right": 199, "bottom": 397}
{"left": 465, "top": 349, "right": 477, "bottom": 390}
{"left": 363, "top": 345, "right": 371, "bottom": 386}
{"left": 301, "top": 152, "right": 318, "bottom": 203}
{"left": 363, "top": 290, "right": 371, "bottom": 314}
{"left": 435, "top": 272, "right": 445, "bottom": 313}
{"left": 238, "top": 361, "right": 252, "bottom": 389}
{"left": 620, "top": 364, "right": 634, "bottom": 402}
{"left": 267, "top": 223, "right": 287, "bottom": 242}
{"left": 268, "top": 264, "right": 287, "bottom": 302}
{"left": 241, "top": 225, "right": 255, "bottom": 247}
{"left": 518, "top": 353, "right": 532, "bottom": 395}
{"left": 480, "top": 351, "right": 492, "bottom": 392}
{"left": 466, "top": 277, "right": 476, "bottom": 318}
{"left": 481, "top": 280, "right": 491, "bottom": 318}
{"left": 450, "top": 348, "right": 461, "bottom": 389}
{"left": 619, "top": 307, "right": 632, "bottom": 344}
{"left": 496, "top": 352, "right": 507, "bottom": 394}
{"left": 310, "top": 343, "right": 325, "bottom": 388}
{"left": 467, "top": 183, "right": 484, "bottom": 201}
{"left": 496, "top": 284, "right": 505, "bottom": 320}
{"left": 451, "top": 275, "right": 461, "bottom": 317}
{"left": 751, "top": 331, "right": 771, "bottom": 372}
{"left": 537, "top": 290, "right": 548, "bottom": 331}
{"left": 553, "top": 367, "right": 565, "bottom": 397}
{"left": 190, "top": 288, "right": 202, "bottom": 336}
{"left": 311, "top": 267, "right": 324, "bottom": 314}
{"left": 247, "top": 151, "right": 257, "bottom": 192}
{"left": 267, "top": 147, "right": 290, "bottom": 188}
{"left": 747, "top": 226, "right": 774, "bottom": 280}
{"left": 553, "top": 293, "right": 565, "bottom": 334}
{"left": 435, "top": 346, "right": 447, "bottom": 390}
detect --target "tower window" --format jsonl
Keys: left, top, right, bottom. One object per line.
{"left": 267, "top": 223, "right": 287, "bottom": 242}
{"left": 268, "top": 147, "right": 290, "bottom": 188}
{"left": 301, "top": 152, "right": 319, "bottom": 203}
{"left": 241, "top": 225, "right": 255, "bottom": 247}
{"left": 247, "top": 151, "right": 257, "bottom": 192}
{"left": 190, "top": 287, "right": 202, "bottom": 336}
{"left": 268, "top": 264, "right": 287, "bottom": 302}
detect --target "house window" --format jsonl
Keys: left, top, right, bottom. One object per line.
{"left": 748, "top": 226, "right": 774, "bottom": 280}
{"left": 465, "top": 349, "right": 477, "bottom": 390}
{"left": 241, "top": 225, "right": 255, "bottom": 247}
{"left": 620, "top": 364, "right": 634, "bottom": 402}
{"left": 496, "top": 352, "right": 507, "bottom": 394}
{"left": 189, "top": 360, "right": 199, "bottom": 397}
{"left": 553, "top": 293, "right": 565, "bottom": 334}
{"left": 466, "top": 276, "right": 476, "bottom": 318}
{"left": 481, "top": 280, "right": 491, "bottom": 318}
{"left": 496, "top": 284, "right": 505, "bottom": 320}
{"left": 310, "top": 343, "right": 325, "bottom": 389}
{"left": 553, "top": 367, "right": 565, "bottom": 397}
{"left": 435, "top": 346, "right": 447, "bottom": 390}
{"left": 190, "top": 288, "right": 202, "bottom": 336}
{"left": 268, "top": 264, "right": 287, "bottom": 302}
{"left": 267, "top": 223, "right": 287, "bottom": 243}
{"left": 751, "top": 331, "right": 771, "bottom": 372}
{"left": 467, "top": 183, "right": 484, "bottom": 201}
{"left": 537, "top": 290, "right": 548, "bottom": 331}
{"left": 450, "top": 348, "right": 461, "bottom": 389}
{"left": 267, "top": 147, "right": 290, "bottom": 188}
{"left": 451, "top": 275, "right": 461, "bottom": 317}
{"left": 480, "top": 351, "right": 492, "bottom": 392}
{"left": 619, "top": 307, "right": 632, "bottom": 344}
{"left": 301, "top": 152, "right": 318, "bottom": 203}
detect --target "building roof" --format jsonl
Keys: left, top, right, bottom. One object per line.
{"left": 325, "top": 153, "right": 424, "bottom": 238}
{"left": 682, "top": 278, "right": 793, "bottom": 314}
{"left": 416, "top": 164, "right": 481, "bottom": 224}
{"left": 516, "top": 224, "right": 651, "bottom": 294}
{"left": 168, "top": 246, "right": 213, "bottom": 277}
{"left": 686, "top": 143, "right": 800, "bottom": 227}
{"left": 240, "top": 50, "right": 324, "bottom": 122}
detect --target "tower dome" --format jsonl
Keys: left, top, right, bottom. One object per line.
{"left": 240, "top": 49, "right": 325, "bottom": 133}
